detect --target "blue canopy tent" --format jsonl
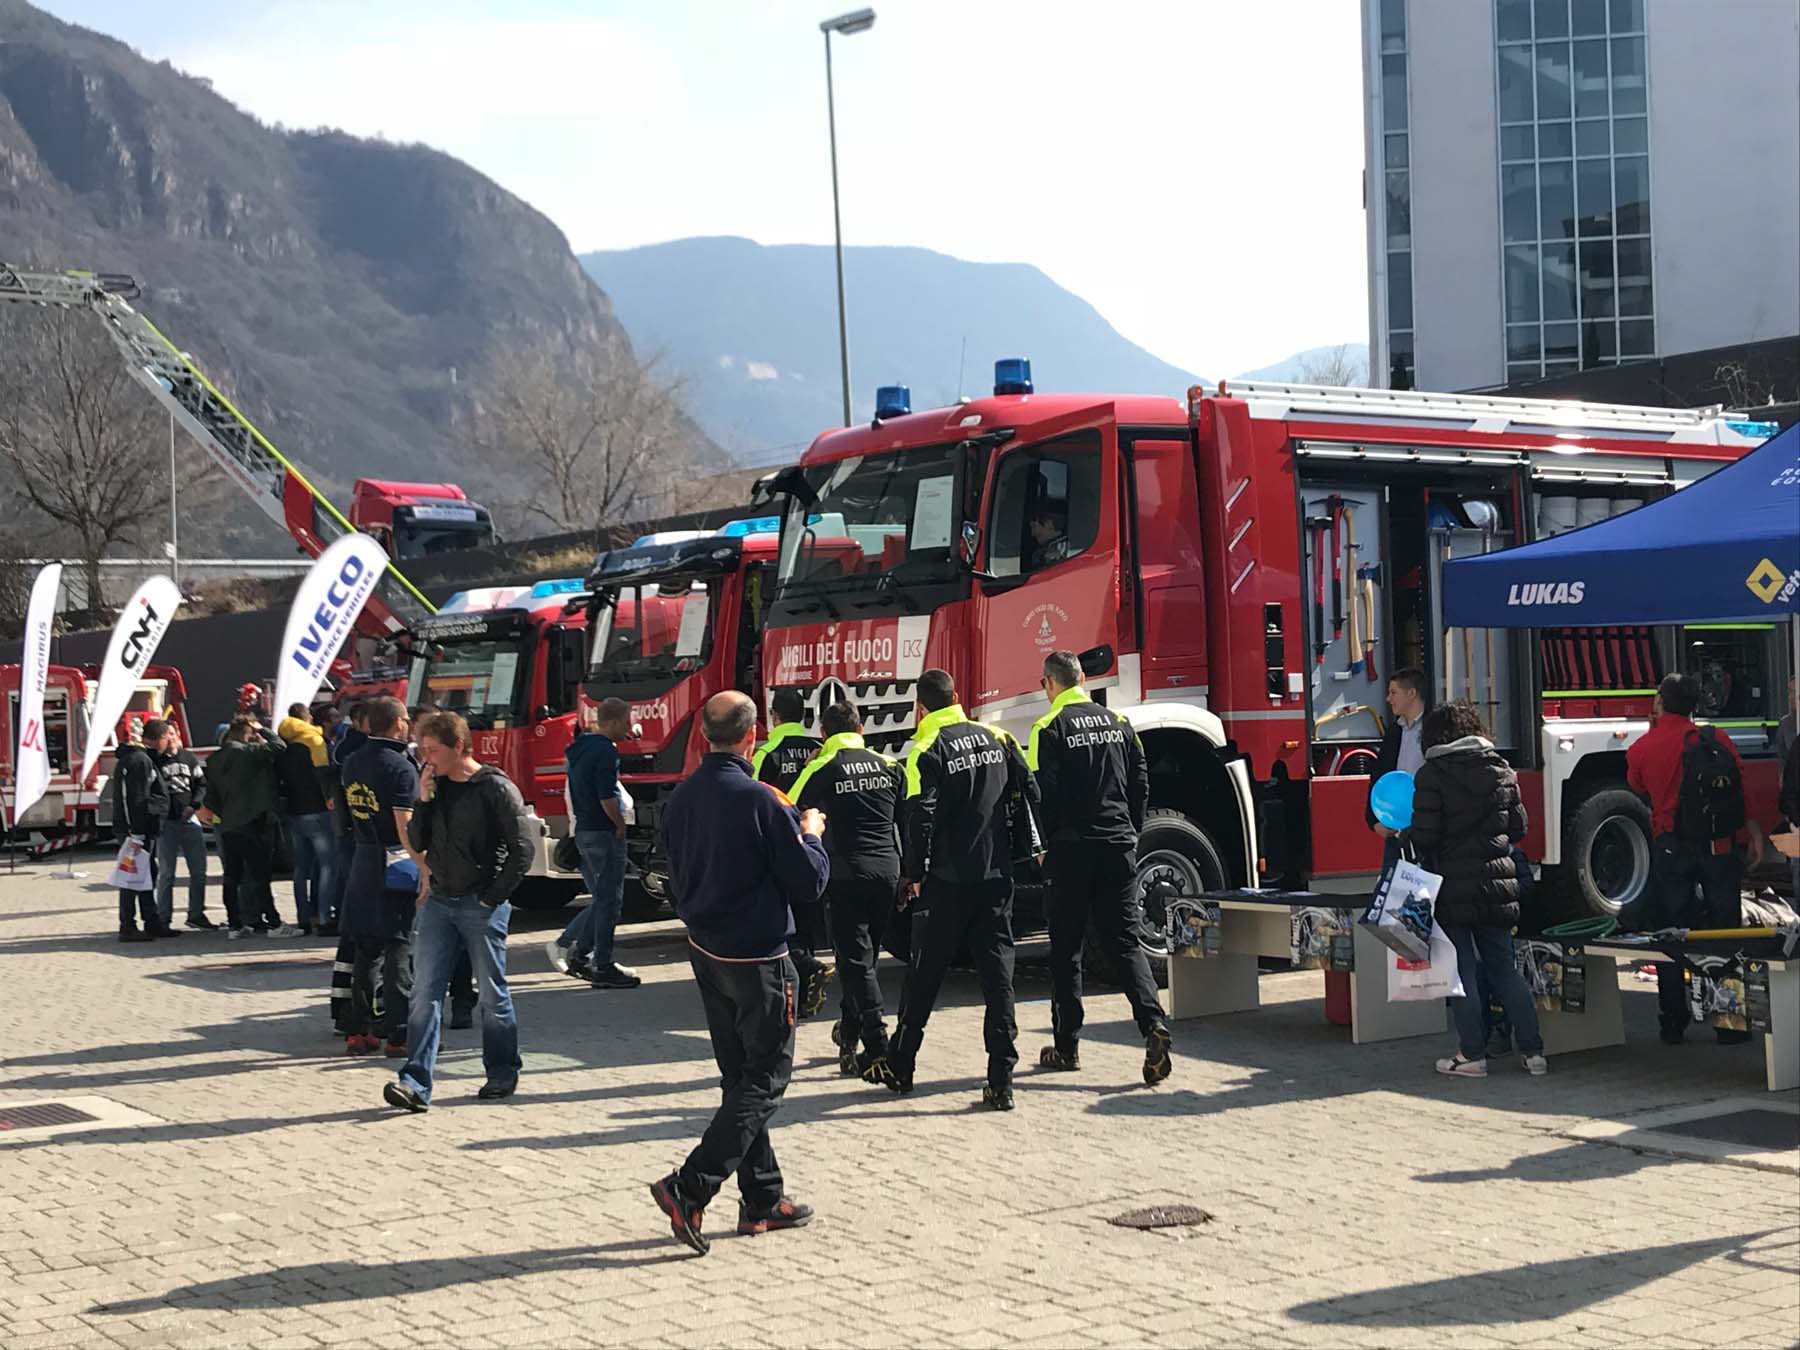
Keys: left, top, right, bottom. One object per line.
{"left": 1443, "top": 421, "right": 1800, "bottom": 629}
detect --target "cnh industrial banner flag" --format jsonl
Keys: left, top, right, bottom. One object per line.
{"left": 273, "top": 533, "right": 390, "bottom": 718}
{"left": 77, "top": 574, "right": 182, "bottom": 789}
{"left": 11, "top": 562, "right": 63, "bottom": 826}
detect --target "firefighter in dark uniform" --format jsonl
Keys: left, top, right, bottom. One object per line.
{"left": 753, "top": 687, "right": 833, "bottom": 1014}
{"left": 1028, "top": 650, "right": 1172, "bottom": 1085}
{"left": 793, "top": 700, "right": 901, "bottom": 1077}
{"left": 864, "top": 668, "right": 1040, "bottom": 1111}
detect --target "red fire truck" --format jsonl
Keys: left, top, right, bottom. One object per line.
{"left": 755, "top": 366, "right": 1781, "bottom": 948}
{"left": 350, "top": 480, "right": 497, "bottom": 561}
{"left": 1, "top": 662, "right": 194, "bottom": 850}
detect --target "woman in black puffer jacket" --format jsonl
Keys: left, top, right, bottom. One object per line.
{"left": 1407, "top": 701, "right": 1545, "bottom": 1079}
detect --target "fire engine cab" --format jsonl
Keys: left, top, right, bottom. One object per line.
{"left": 756, "top": 364, "right": 1778, "bottom": 948}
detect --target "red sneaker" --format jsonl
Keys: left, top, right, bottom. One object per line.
{"left": 737, "top": 1196, "right": 814, "bottom": 1235}
{"left": 345, "top": 1035, "right": 379, "bottom": 1056}
{"left": 384, "top": 1042, "right": 407, "bottom": 1058}
{"left": 649, "top": 1173, "right": 709, "bottom": 1256}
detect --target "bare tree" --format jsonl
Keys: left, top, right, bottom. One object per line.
{"left": 0, "top": 308, "right": 169, "bottom": 617}
{"left": 1296, "top": 344, "right": 1369, "bottom": 388}
{"left": 463, "top": 333, "right": 694, "bottom": 536}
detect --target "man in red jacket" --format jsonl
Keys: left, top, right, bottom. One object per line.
{"left": 1624, "top": 673, "right": 1765, "bottom": 1045}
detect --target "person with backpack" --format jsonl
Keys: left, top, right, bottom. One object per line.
{"left": 1624, "top": 673, "right": 1767, "bottom": 1045}
{"left": 754, "top": 688, "right": 833, "bottom": 1016}
{"left": 276, "top": 703, "right": 339, "bottom": 935}
{"left": 200, "top": 715, "right": 298, "bottom": 937}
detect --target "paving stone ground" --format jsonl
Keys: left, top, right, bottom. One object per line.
{"left": 1, "top": 853, "right": 1796, "bottom": 1349}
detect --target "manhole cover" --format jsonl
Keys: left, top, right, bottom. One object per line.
{"left": 0, "top": 1102, "right": 98, "bottom": 1131}
{"left": 1110, "top": 1204, "right": 1213, "bottom": 1230}
{"left": 1649, "top": 1109, "right": 1799, "bottom": 1151}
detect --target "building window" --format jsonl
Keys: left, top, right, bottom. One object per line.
{"left": 1378, "top": 0, "right": 1414, "bottom": 389}
{"left": 1496, "top": 0, "right": 1653, "bottom": 383}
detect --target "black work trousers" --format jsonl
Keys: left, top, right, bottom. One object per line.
{"left": 220, "top": 824, "right": 281, "bottom": 930}
{"left": 348, "top": 936, "right": 413, "bottom": 1044}
{"left": 117, "top": 829, "right": 160, "bottom": 931}
{"left": 1623, "top": 834, "right": 1744, "bottom": 1040}
{"left": 1046, "top": 843, "right": 1168, "bottom": 1053}
{"left": 679, "top": 946, "right": 796, "bottom": 1210}
{"left": 892, "top": 878, "right": 1017, "bottom": 1089}
{"left": 827, "top": 877, "right": 895, "bottom": 1054}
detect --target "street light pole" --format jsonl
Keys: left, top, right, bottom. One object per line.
{"left": 819, "top": 8, "right": 875, "bottom": 429}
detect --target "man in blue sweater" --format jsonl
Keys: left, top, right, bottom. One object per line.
{"left": 650, "top": 691, "right": 830, "bottom": 1257}
{"left": 547, "top": 698, "right": 639, "bottom": 989}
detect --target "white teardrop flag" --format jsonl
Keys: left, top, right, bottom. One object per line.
{"left": 77, "top": 574, "right": 182, "bottom": 789}
{"left": 11, "top": 562, "right": 63, "bottom": 826}
{"left": 273, "top": 533, "right": 390, "bottom": 719}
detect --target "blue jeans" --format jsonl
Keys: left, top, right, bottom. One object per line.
{"left": 1442, "top": 923, "right": 1544, "bottom": 1059}
{"left": 398, "top": 893, "right": 520, "bottom": 1103}
{"left": 558, "top": 830, "right": 627, "bottom": 967}
{"left": 155, "top": 818, "right": 209, "bottom": 927}
{"left": 287, "top": 812, "right": 339, "bottom": 926}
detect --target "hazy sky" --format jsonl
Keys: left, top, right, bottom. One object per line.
{"left": 41, "top": 0, "right": 1370, "bottom": 378}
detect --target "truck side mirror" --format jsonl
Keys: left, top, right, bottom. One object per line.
{"left": 959, "top": 521, "right": 982, "bottom": 569}
{"left": 1079, "top": 645, "right": 1114, "bottom": 678}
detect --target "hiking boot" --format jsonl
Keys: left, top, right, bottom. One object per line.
{"left": 382, "top": 1080, "right": 428, "bottom": 1113}
{"left": 649, "top": 1173, "right": 709, "bottom": 1256}
{"left": 1143, "top": 1027, "right": 1173, "bottom": 1085}
{"left": 1434, "top": 1054, "right": 1488, "bottom": 1078}
{"left": 981, "top": 1083, "right": 1015, "bottom": 1112}
{"left": 801, "top": 963, "right": 835, "bottom": 1017}
{"left": 737, "top": 1196, "right": 813, "bottom": 1235}
{"left": 1038, "top": 1044, "right": 1080, "bottom": 1072}
{"left": 860, "top": 1054, "right": 911, "bottom": 1094}
{"left": 838, "top": 1045, "right": 860, "bottom": 1077}
{"left": 587, "top": 962, "right": 642, "bottom": 990}
{"left": 118, "top": 926, "right": 152, "bottom": 943}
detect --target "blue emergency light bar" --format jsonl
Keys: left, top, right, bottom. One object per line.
{"left": 994, "top": 357, "right": 1033, "bottom": 396}
{"left": 875, "top": 384, "right": 911, "bottom": 418}
{"left": 528, "top": 578, "right": 585, "bottom": 598}
{"left": 716, "top": 516, "right": 782, "bottom": 537}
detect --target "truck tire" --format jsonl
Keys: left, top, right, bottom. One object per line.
{"left": 621, "top": 879, "right": 667, "bottom": 924}
{"left": 510, "top": 877, "right": 583, "bottom": 911}
{"left": 1084, "top": 810, "right": 1228, "bottom": 990}
{"left": 1550, "top": 786, "right": 1653, "bottom": 923}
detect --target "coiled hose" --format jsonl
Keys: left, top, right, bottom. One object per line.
{"left": 1542, "top": 916, "right": 1619, "bottom": 940}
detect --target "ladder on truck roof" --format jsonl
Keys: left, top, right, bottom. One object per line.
{"left": 1192, "top": 378, "right": 1763, "bottom": 447}
{"left": 0, "top": 264, "right": 435, "bottom": 636}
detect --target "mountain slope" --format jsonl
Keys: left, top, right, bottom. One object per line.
{"left": 0, "top": 0, "right": 720, "bottom": 548}
{"left": 581, "top": 237, "right": 1202, "bottom": 460}
{"left": 1234, "top": 342, "right": 1370, "bottom": 385}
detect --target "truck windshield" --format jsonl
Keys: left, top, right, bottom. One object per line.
{"left": 769, "top": 443, "right": 967, "bottom": 622}
{"left": 405, "top": 637, "right": 526, "bottom": 728}
{"left": 393, "top": 519, "right": 495, "bottom": 559}
{"left": 588, "top": 580, "right": 718, "bottom": 696}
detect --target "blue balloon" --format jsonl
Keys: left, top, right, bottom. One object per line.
{"left": 1370, "top": 771, "right": 1415, "bottom": 830}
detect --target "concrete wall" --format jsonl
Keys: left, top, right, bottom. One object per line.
{"left": 1646, "top": 0, "right": 1800, "bottom": 354}
{"left": 1407, "top": 0, "right": 1505, "bottom": 393}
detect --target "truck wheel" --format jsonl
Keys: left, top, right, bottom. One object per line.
{"left": 510, "top": 878, "right": 583, "bottom": 911}
{"left": 621, "top": 878, "right": 667, "bottom": 924}
{"left": 1083, "top": 810, "right": 1228, "bottom": 990}
{"left": 1554, "top": 787, "right": 1653, "bottom": 921}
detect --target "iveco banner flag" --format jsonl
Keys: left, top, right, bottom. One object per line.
{"left": 77, "top": 574, "right": 182, "bottom": 790}
{"left": 11, "top": 563, "right": 63, "bottom": 826}
{"left": 273, "top": 533, "right": 389, "bottom": 718}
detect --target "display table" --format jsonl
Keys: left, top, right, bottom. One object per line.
{"left": 1531, "top": 939, "right": 1799, "bottom": 1092}
{"left": 1167, "top": 890, "right": 1446, "bottom": 1045}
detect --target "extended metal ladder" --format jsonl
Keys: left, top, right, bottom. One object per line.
{"left": 1192, "top": 378, "right": 1762, "bottom": 446}
{"left": 0, "top": 264, "right": 435, "bottom": 634}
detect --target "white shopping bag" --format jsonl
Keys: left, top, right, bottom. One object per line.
{"left": 1387, "top": 922, "right": 1466, "bottom": 1002}
{"left": 1360, "top": 853, "right": 1443, "bottom": 963}
{"left": 617, "top": 781, "right": 636, "bottom": 826}
{"left": 107, "top": 835, "right": 154, "bottom": 891}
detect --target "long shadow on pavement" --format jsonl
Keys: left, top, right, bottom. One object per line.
{"left": 89, "top": 1238, "right": 689, "bottom": 1314}
{"left": 1286, "top": 1231, "right": 1784, "bottom": 1325}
